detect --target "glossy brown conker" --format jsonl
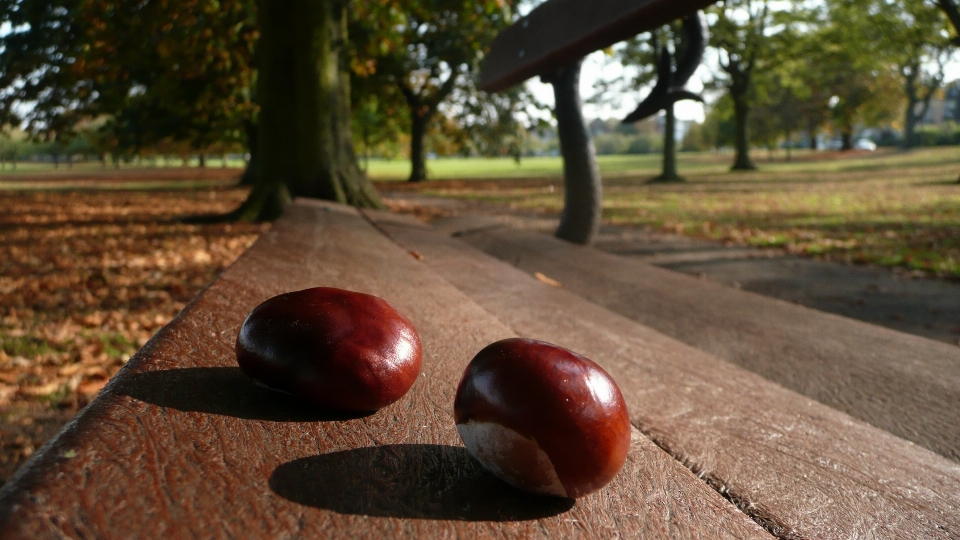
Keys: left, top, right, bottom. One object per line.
{"left": 236, "top": 287, "right": 422, "bottom": 411}
{"left": 454, "top": 338, "right": 631, "bottom": 498}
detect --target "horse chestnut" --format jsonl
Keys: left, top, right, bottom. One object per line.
{"left": 236, "top": 287, "right": 422, "bottom": 411}
{"left": 454, "top": 338, "right": 631, "bottom": 498}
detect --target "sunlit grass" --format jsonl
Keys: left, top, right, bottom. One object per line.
{"left": 401, "top": 147, "right": 960, "bottom": 277}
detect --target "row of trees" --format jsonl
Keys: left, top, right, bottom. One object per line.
{"left": 597, "top": 0, "right": 957, "bottom": 175}
{"left": 0, "top": 1, "right": 527, "bottom": 193}
{"left": 698, "top": 0, "right": 956, "bottom": 169}
{"left": 2, "top": 0, "right": 958, "bottom": 214}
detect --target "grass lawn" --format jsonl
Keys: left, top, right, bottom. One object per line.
{"left": 381, "top": 147, "right": 960, "bottom": 278}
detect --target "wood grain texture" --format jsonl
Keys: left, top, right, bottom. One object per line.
{"left": 480, "top": 0, "right": 716, "bottom": 92}
{"left": 371, "top": 211, "right": 960, "bottom": 539}
{"left": 435, "top": 215, "right": 960, "bottom": 464}
{"left": 0, "top": 200, "right": 769, "bottom": 539}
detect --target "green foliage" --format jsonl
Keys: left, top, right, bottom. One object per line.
{"left": 696, "top": 94, "right": 736, "bottom": 149}
{"left": 352, "top": 0, "right": 527, "bottom": 179}
{"left": 914, "top": 121, "right": 960, "bottom": 146}
{"left": 0, "top": 0, "right": 258, "bottom": 158}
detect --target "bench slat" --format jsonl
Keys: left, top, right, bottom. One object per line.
{"left": 437, "top": 215, "right": 960, "bottom": 463}
{"left": 370, "top": 211, "right": 960, "bottom": 539}
{"left": 480, "top": 0, "right": 716, "bottom": 92}
{"left": 0, "top": 200, "right": 769, "bottom": 539}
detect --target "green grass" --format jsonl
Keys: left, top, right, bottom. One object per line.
{"left": 368, "top": 147, "right": 959, "bottom": 181}
{"left": 396, "top": 146, "right": 960, "bottom": 278}
{"left": 0, "top": 334, "right": 55, "bottom": 359}
{"left": 0, "top": 159, "right": 247, "bottom": 175}
{"left": 366, "top": 153, "right": 725, "bottom": 180}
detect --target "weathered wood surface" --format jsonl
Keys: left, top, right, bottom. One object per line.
{"left": 369, "top": 210, "right": 960, "bottom": 539}
{"left": 0, "top": 200, "right": 770, "bottom": 539}
{"left": 433, "top": 215, "right": 960, "bottom": 464}
{"left": 480, "top": 0, "right": 716, "bottom": 92}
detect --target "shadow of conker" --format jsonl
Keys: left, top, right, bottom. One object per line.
{"left": 269, "top": 444, "right": 574, "bottom": 521}
{"left": 113, "top": 367, "right": 373, "bottom": 422}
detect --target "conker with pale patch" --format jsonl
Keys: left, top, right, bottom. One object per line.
{"left": 236, "top": 287, "right": 422, "bottom": 411}
{"left": 454, "top": 338, "right": 631, "bottom": 498}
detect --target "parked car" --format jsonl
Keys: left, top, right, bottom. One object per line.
{"left": 854, "top": 139, "right": 877, "bottom": 151}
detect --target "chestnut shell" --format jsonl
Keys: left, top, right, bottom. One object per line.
{"left": 236, "top": 287, "right": 422, "bottom": 411}
{"left": 454, "top": 338, "right": 631, "bottom": 498}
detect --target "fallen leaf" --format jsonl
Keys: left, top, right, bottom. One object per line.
{"left": 19, "top": 382, "right": 61, "bottom": 397}
{"left": 534, "top": 272, "right": 562, "bottom": 288}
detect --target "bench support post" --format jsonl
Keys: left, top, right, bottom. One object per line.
{"left": 544, "top": 59, "right": 602, "bottom": 245}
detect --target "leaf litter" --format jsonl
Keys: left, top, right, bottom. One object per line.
{"left": 0, "top": 186, "right": 264, "bottom": 484}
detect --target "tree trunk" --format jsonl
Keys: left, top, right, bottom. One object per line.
{"left": 198, "top": 154, "right": 206, "bottom": 168}
{"left": 408, "top": 113, "right": 429, "bottom": 182}
{"left": 786, "top": 129, "right": 792, "bottom": 162}
{"left": 903, "top": 69, "right": 920, "bottom": 149}
{"left": 236, "top": 0, "right": 381, "bottom": 221}
{"left": 841, "top": 131, "right": 853, "bottom": 151}
{"left": 239, "top": 121, "right": 259, "bottom": 186}
{"left": 546, "top": 59, "right": 602, "bottom": 245}
{"left": 653, "top": 102, "right": 681, "bottom": 182}
{"left": 731, "top": 96, "right": 756, "bottom": 170}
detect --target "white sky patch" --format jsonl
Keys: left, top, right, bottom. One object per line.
{"left": 524, "top": 49, "right": 707, "bottom": 124}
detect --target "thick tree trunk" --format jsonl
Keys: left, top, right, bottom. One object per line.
{"left": 904, "top": 111, "right": 918, "bottom": 148}
{"left": 198, "top": 154, "right": 206, "bottom": 168}
{"left": 731, "top": 96, "right": 756, "bottom": 170}
{"left": 841, "top": 131, "right": 853, "bottom": 151}
{"left": 903, "top": 77, "right": 935, "bottom": 150}
{"left": 409, "top": 113, "right": 429, "bottom": 182}
{"left": 237, "top": 0, "right": 381, "bottom": 221}
{"left": 653, "top": 102, "right": 681, "bottom": 182}
{"left": 546, "top": 60, "right": 602, "bottom": 245}
{"left": 239, "top": 121, "right": 259, "bottom": 186}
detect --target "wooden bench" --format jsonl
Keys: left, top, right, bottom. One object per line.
{"left": 427, "top": 214, "right": 960, "bottom": 464}
{"left": 3, "top": 199, "right": 958, "bottom": 538}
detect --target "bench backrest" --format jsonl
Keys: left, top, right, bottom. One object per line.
{"left": 480, "top": 0, "right": 716, "bottom": 92}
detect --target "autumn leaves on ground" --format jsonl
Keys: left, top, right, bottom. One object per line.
{"left": 0, "top": 181, "right": 265, "bottom": 483}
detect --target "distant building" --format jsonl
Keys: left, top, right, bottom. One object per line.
{"left": 919, "top": 79, "right": 960, "bottom": 125}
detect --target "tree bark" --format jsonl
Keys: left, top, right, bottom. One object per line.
{"left": 902, "top": 63, "right": 939, "bottom": 149}
{"left": 841, "top": 131, "right": 853, "bottom": 151}
{"left": 545, "top": 60, "right": 602, "bottom": 245}
{"left": 409, "top": 113, "right": 429, "bottom": 182}
{"left": 653, "top": 102, "right": 681, "bottom": 182}
{"left": 731, "top": 95, "right": 756, "bottom": 170}
{"left": 239, "top": 121, "right": 259, "bottom": 186}
{"left": 237, "top": 0, "right": 382, "bottom": 221}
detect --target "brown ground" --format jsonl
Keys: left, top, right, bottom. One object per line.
{"left": 0, "top": 181, "right": 264, "bottom": 484}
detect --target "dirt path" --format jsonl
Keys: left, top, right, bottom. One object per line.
{"left": 383, "top": 191, "right": 960, "bottom": 347}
